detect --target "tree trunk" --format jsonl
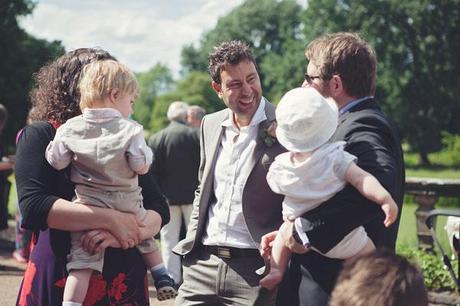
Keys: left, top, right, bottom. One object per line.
{"left": 419, "top": 152, "right": 431, "bottom": 166}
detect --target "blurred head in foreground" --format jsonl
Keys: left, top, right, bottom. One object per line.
{"left": 329, "top": 249, "right": 428, "bottom": 306}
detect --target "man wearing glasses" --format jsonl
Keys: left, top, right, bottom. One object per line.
{"left": 262, "top": 32, "right": 405, "bottom": 306}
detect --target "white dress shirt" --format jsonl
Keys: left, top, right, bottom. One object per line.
{"left": 202, "top": 98, "right": 267, "bottom": 249}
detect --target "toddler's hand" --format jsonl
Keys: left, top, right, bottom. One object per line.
{"left": 382, "top": 198, "right": 398, "bottom": 227}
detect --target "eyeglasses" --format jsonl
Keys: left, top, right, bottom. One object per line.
{"left": 304, "top": 73, "right": 321, "bottom": 85}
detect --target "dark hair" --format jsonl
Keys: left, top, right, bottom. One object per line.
{"left": 208, "top": 40, "right": 256, "bottom": 84}
{"left": 0, "top": 104, "right": 8, "bottom": 124}
{"left": 329, "top": 249, "right": 428, "bottom": 306}
{"left": 30, "top": 48, "right": 115, "bottom": 124}
{"left": 305, "top": 32, "right": 377, "bottom": 98}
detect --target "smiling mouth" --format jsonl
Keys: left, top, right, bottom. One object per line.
{"left": 239, "top": 96, "right": 254, "bottom": 104}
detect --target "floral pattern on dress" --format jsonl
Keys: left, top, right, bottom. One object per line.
{"left": 18, "top": 261, "right": 37, "bottom": 306}
{"left": 84, "top": 274, "right": 108, "bottom": 306}
{"left": 17, "top": 230, "right": 149, "bottom": 305}
{"left": 109, "top": 273, "right": 128, "bottom": 302}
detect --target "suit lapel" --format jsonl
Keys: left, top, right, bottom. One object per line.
{"left": 197, "top": 111, "right": 227, "bottom": 226}
{"left": 246, "top": 100, "right": 277, "bottom": 179}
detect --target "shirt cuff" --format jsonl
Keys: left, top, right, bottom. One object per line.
{"left": 294, "top": 217, "right": 311, "bottom": 247}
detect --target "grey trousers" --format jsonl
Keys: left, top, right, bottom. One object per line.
{"left": 175, "top": 248, "right": 277, "bottom": 306}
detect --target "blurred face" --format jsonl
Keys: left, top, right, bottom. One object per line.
{"left": 212, "top": 60, "right": 262, "bottom": 128}
{"left": 303, "top": 61, "right": 332, "bottom": 98}
{"left": 114, "top": 91, "right": 136, "bottom": 118}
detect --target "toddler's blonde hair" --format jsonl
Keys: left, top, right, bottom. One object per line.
{"left": 79, "top": 60, "right": 139, "bottom": 110}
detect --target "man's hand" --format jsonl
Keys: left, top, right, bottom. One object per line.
{"left": 80, "top": 229, "right": 121, "bottom": 254}
{"left": 279, "top": 221, "right": 310, "bottom": 254}
{"left": 260, "top": 222, "right": 310, "bottom": 259}
{"left": 260, "top": 230, "right": 277, "bottom": 260}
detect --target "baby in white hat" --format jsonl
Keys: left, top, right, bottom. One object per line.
{"left": 259, "top": 87, "right": 399, "bottom": 289}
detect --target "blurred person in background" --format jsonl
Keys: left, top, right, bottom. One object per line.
{"left": 12, "top": 107, "right": 37, "bottom": 264}
{"left": 148, "top": 101, "right": 201, "bottom": 285}
{"left": 186, "top": 105, "right": 206, "bottom": 128}
{"left": 0, "top": 104, "right": 14, "bottom": 230}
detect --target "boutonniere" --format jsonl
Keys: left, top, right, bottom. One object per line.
{"left": 259, "top": 120, "right": 277, "bottom": 147}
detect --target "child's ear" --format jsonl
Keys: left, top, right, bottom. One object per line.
{"left": 109, "top": 89, "right": 119, "bottom": 103}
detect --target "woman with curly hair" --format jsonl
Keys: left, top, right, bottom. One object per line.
{"left": 15, "top": 48, "right": 169, "bottom": 305}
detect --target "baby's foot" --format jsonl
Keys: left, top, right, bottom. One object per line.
{"left": 259, "top": 269, "right": 283, "bottom": 290}
{"left": 154, "top": 274, "right": 177, "bottom": 301}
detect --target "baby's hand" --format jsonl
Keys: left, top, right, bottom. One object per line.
{"left": 381, "top": 197, "right": 399, "bottom": 227}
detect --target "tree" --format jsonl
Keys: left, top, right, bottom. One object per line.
{"left": 134, "top": 63, "right": 174, "bottom": 127}
{"left": 149, "top": 92, "right": 182, "bottom": 133}
{"left": 149, "top": 71, "right": 223, "bottom": 132}
{"left": 180, "top": 0, "right": 305, "bottom": 103}
{"left": 0, "top": 0, "right": 64, "bottom": 149}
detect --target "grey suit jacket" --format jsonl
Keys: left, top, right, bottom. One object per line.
{"left": 173, "top": 100, "right": 285, "bottom": 256}
{"left": 148, "top": 121, "right": 200, "bottom": 205}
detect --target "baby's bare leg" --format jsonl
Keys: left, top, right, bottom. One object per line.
{"left": 63, "top": 268, "right": 93, "bottom": 304}
{"left": 142, "top": 249, "right": 163, "bottom": 269}
{"left": 260, "top": 223, "right": 292, "bottom": 289}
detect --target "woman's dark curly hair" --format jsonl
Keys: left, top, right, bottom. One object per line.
{"left": 29, "top": 48, "right": 116, "bottom": 124}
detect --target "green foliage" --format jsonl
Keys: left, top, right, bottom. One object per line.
{"left": 149, "top": 92, "right": 181, "bottom": 133}
{"left": 174, "top": 71, "right": 223, "bottom": 113}
{"left": 148, "top": 71, "right": 224, "bottom": 133}
{"left": 260, "top": 39, "right": 306, "bottom": 103}
{"left": 134, "top": 63, "right": 174, "bottom": 127}
{"left": 397, "top": 201, "right": 458, "bottom": 291}
{"left": 0, "top": 0, "right": 64, "bottom": 149}
{"left": 404, "top": 132, "right": 460, "bottom": 179}
{"left": 440, "top": 132, "right": 460, "bottom": 165}
{"left": 397, "top": 245, "right": 459, "bottom": 291}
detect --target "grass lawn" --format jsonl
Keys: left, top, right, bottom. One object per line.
{"left": 406, "top": 168, "right": 460, "bottom": 179}
{"left": 7, "top": 173, "right": 17, "bottom": 215}
{"left": 401, "top": 147, "right": 459, "bottom": 255}
{"left": 404, "top": 149, "right": 460, "bottom": 179}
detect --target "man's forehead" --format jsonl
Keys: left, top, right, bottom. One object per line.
{"left": 306, "top": 61, "right": 317, "bottom": 72}
{"left": 220, "top": 60, "right": 257, "bottom": 79}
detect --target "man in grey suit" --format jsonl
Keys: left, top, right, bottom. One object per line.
{"left": 149, "top": 101, "right": 201, "bottom": 285}
{"left": 173, "top": 41, "right": 285, "bottom": 305}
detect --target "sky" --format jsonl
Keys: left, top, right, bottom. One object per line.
{"left": 19, "top": 0, "right": 247, "bottom": 75}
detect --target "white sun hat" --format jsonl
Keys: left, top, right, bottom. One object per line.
{"left": 275, "top": 87, "right": 338, "bottom": 152}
